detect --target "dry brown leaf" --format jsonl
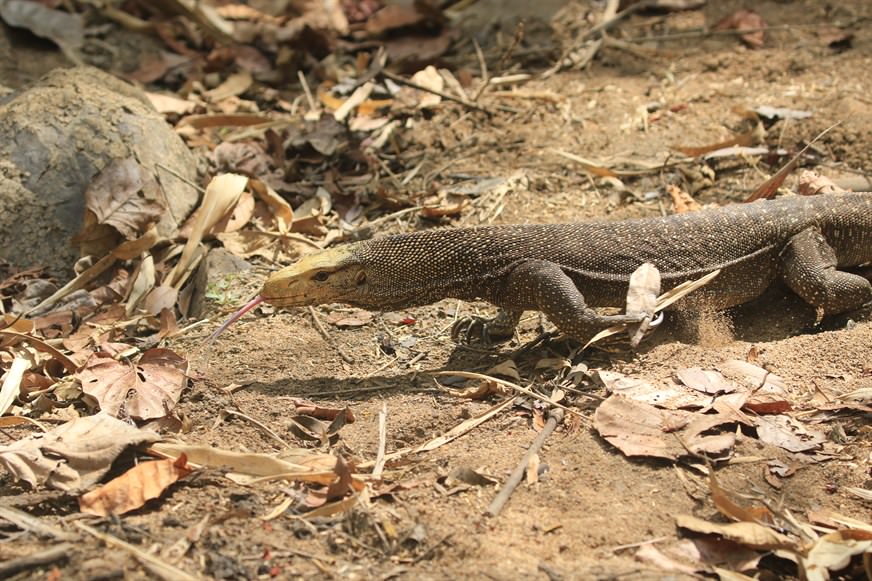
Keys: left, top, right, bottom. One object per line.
{"left": 204, "top": 71, "right": 253, "bottom": 103}
{"left": 675, "top": 369, "right": 736, "bottom": 395}
{"left": 754, "top": 415, "right": 825, "bottom": 453}
{"left": 150, "top": 441, "right": 337, "bottom": 479}
{"left": 709, "top": 469, "right": 774, "bottom": 525}
{"left": 125, "top": 255, "right": 156, "bottom": 316}
{"left": 801, "top": 530, "right": 872, "bottom": 580}
{"left": 143, "top": 286, "right": 179, "bottom": 317}
{"left": 0, "top": 330, "right": 78, "bottom": 374}
{"left": 675, "top": 514, "right": 795, "bottom": 550}
{"left": 180, "top": 191, "right": 255, "bottom": 237}
{"left": 594, "top": 395, "right": 739, "bottom": 460}
{"left": 176, "top": 113, "right": 272, "bottom": 128}
{"left": 145, "top": 92, "right": 196, "bottom": 115}
{"left": 75, "top": 158, "right": 165, "bottom": 251}
{"left": 745, "top": 125, "right": 838, "bottom": 202}
{"left": 635, "top": 543, "right": 699, "bottom": 575}
{"left": 168, "top": 173, "right": 248, "bottom": 287}
{"left": 593, "top": 394, "right": 691, "bottom": 459}
{"left": 0, "top": 348, "right": 35, "bottom": 415}
{"left": 713, "top": 9, "right": 766, "bottom": 48}
{"left": 77, "top": 349, "right": 188, "bottom": 420}
{"left": 0, "top": 413, "right": 159, "bottom": 490}
{"left": 674, "top": 123, "right": 764, "bottom": 157}
{"left": 79, "top": 455, "right": 192, "bottom": 516}
{"left": 249, "top": 179, "right": 293, "bottom": 232}
{"left": 0, "top": 0, "right": 84, "bottom": 51}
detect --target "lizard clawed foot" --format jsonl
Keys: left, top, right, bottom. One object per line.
{"left": 451, "top": 313, "right": 517, "bottom": 345}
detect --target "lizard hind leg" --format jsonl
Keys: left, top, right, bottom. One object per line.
{"left": 780, "top": 227, "right": 872, "bottom": 315}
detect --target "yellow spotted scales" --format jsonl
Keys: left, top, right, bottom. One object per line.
{"left": 260, "top": 193, "right": 872, "bottom": 344}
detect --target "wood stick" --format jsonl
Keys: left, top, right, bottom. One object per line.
{"left": 0, "top": 543, "right": 72, "bottom": 577}
{"left": 486, "top": 408, "right": 565, "bottom": 517}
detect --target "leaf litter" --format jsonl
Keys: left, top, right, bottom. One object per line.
{"left": 1, "top": 1, "right": 871, "bottom": 579}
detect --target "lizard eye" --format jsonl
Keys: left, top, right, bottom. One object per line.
{"left": 355, "top": 271, "right": 366, "bottom": 286}
{"left": 313, "top": 271, "right": 330, "bottom": 282}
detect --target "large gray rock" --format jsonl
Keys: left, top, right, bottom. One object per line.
{"left": 0, "top": 66, "right": 199, "bottom": 274}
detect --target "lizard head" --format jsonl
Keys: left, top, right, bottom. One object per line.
{"left": 260, "top": 245, "right": 369, "bottom": 307}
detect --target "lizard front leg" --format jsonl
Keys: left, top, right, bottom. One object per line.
{"left": 491, "top": 259, "right": 643, "bottom": 343}
{"left": 780, "top": 227, "right": 872, "bottom": 314}
{"left": 452, "top": 309, "right": 522, "bottom": 344}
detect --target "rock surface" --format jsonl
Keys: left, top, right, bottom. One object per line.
{"left": 0, "top": 66, "right": 199, "bottom": 274}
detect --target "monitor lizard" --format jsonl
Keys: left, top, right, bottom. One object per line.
{"left": 258, "top": 192, "right": 872, "bottom": 344}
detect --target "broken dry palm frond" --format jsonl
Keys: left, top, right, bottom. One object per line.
{"left": 583, "top": 268, "right": 721, "bottom": 349}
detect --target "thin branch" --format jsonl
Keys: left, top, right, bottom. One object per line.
{"left": 486, "top": 408, "right": 565, "bottom": 517}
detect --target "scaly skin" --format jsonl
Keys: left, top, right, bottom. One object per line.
{"left": 261, "top": 193, "right": 872, "bottom": 343}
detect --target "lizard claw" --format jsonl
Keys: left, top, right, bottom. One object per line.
{"left": 451, "top": 316, "right": 494, "bottom": 345}
{"left": 451, "top": 311, "right": 519, "bottom": 345}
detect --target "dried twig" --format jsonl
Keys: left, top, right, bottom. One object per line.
{"left": 432, "top": 370, "right": 585, "bottom": 420}
{"left": 0, "top": 543, "right": 72, "bottom": 577}
{"left": 219, "top": 408, "right": 292, "bottom": 450}
{"left": 625, "top": 23, "right": 821, "bottom": 44}
{"left": 76, "top": 522, "right": 199, "bottom": 581}
{"left": 380, "top": 70, "right": 519, "bottom": 115}
{"left": 308, "top": 306, "right": 355, "bottom": 364}
{"left": 486, "top": 408, "right": 565, "bottom": 517}
{"left": 372, "top": 403, "right": 388, "bottom": 478}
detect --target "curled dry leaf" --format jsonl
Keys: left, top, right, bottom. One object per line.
{"left": 708, "top": 469, "right": 774, "bottom": 525}
{"left": 713, "top": 9, "right": 766, "bottom": 48}
{"left": 802, "top": 529, "right": 872, "bottom": 581}
{"left": 168, "top": 173, "right": 248, "bottom": 288}
{"left": 79, "top": 454, "right": 192, "bottom": 516}
{"left": 0, "top": 413, "right": 159, "bottom": 491}
{"left": 0, "top": 347, "right": 36, "bottom": 415}
{"left": 594, "top": 395, "right": 739, "bottom": 460}
{"left": 0, "top": 0, "right": 84, "bottom": 51}
{"left": 75, "top": 158, "right": 166, "bottom": 257}
{"left": 150, "top": 441, "right": 340, "bottom": 482}
{"left": 77, "top": 348, "right": 188, "bottom": 420}
{"left": 754, "top": 415, "right": 825, "bottom": 453}
{"left": 675, "top": 514, "right": 795, "bottom": 551}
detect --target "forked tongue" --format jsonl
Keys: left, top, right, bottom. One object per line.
{"left": 206, "top": 294, "right": 264, "bottom": 344}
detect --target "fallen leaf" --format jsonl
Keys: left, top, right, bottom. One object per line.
{"left": 802, "top": 529, "right": 872, "bottom": 581}
{"left": 79, "top": 455, "right": 192, "bottom": 516}
{"left": 713, "top": 9, "right": 766, "bottom": 48}
{"left": 635, "top": 543, "right": 699, "bottom": 575}
{"left": 0, "top": 0, "right": 83, "bottom": 51}
{"left": 675, "top": 369, "right": 736, "bottom": 395}
{"left": 326, "top": 310, "right": 374, "bottom": 328}
{"left": 0, "top": 348, "right": 36, "bottom": 415}
{"left": 675, "top": 514, "right": 795, "bottom": 550}
{"left": 752, "top": 106, "right": 812, "bottom": 120}
{"left": 0, "top": 414, "right": 159, "bottom": 490}
{"left": 755, "top": 415, "right": 825, "bottom": 453}
{"left": 709, "top": 469, "right": 774, "bottom": 524}
{"left": 77, "top": 349, "right": 188, "bottom": 420}
{"left": 204, "top": 71, "right": 253, "bottom": 103}
{"left": 168, "top": 173, "right": 248, "bottom": 287}
{"left": 74, "top": 158, "right": 165, "bottom": 256}
{"left": 146, "top": 92, "right": 196, "bottom": 115}
{"left": 593, "top": 394, "right": 690, "bottom": 459}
